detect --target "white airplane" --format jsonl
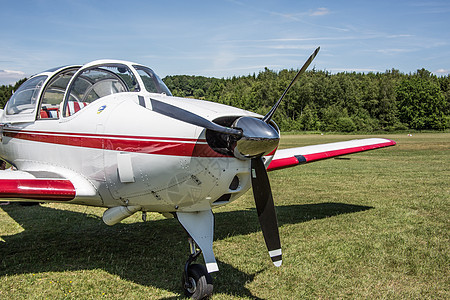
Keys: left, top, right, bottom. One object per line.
{"left": 0, "top": 48, "right": 395, "bottom": 299}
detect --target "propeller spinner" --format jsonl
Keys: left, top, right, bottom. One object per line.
{"left": 151, "top": 47, "right": 320, "bottom": 267}
{"left": 231, "top": 116, "right": 279, "bottom": 160}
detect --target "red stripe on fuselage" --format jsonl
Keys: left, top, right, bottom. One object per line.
{"left": 2, "top": 129, "right": 228, "bottom": 157}
{"left": 0, "top": 179, "right": 76, "bottom": 201}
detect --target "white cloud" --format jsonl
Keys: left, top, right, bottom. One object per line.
{"left": 376, "top": 48, "right": 415, "bottom": 55}
{"left": 201, "top": 64, "right": 282, "bottom": 77}
{"left": 309, "top": 8, "right": 330, "bottom": 17}
{"left": 387, "top": 34, "right": 414, "bottom": 38}
{"left": 271, "top": 7, "right": 331, "bottom": 21}
{"left": 0, "top": 70, "right": 27, "bottom": 86}
{"left": 270, "top": 11, "right": 301, "bottom": 21}
{"left": 433, "top": 68, "right": 449, "bottom": 75}
{"left": 266, "top": 44, "right": 318, "bottom": 50}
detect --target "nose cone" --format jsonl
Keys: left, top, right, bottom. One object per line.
{"left": 232, "top": 117, "right": 280, "bottom": 160}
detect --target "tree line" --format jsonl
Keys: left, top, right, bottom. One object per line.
{"left": 164, "top": 68, "right": 449, "bottom": 132}
{"left": 1, "top": 68, "right": 449, "bottom": 132}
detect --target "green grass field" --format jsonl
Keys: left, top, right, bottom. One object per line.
{"left": 1, "top": 133, "right": 448, "bottom": 299}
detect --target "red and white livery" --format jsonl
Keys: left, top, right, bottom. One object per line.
{"left": 0, "top": 49, "right": 395, "bottom": 299}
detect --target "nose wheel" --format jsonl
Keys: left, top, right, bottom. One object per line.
{"left": 182, "top": 237, "right": 213, "bottom": 299}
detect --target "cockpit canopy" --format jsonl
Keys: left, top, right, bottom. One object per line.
{"left": 6, "top": 75, "right": 47, "bottom": 115}
{"left": 4, "top": 60, "right": 172, "bottom": 121}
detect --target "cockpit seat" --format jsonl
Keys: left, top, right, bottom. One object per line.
{"left": 67, "top": 101, "right": 88, "bottom": 116}
{"left": 40, "top": 106, "right": 60, "bottom": 119}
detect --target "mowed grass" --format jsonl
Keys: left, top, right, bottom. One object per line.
{"left": 1, "top": 133, "right": 448, "bottom": 299}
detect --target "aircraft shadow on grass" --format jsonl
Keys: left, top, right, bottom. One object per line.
{"left": 0, "top": 202, "right": 372, "bottom": 298}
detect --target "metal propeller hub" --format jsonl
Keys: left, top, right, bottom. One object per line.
{"left": 231, "top": 117, "right": 280, "bottom": 160}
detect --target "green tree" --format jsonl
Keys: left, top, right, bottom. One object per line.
{"left": 397, "top": 75, "right": 447, "bottom": 129}
{"left": 161, "top": 68, "right": 449, "bottom": 132}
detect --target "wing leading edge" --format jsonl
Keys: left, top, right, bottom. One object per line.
{"left": 267, "top": 138, "right": 396, "bottom": 171}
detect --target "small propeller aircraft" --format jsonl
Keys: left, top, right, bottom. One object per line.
{"left": 0, "top": 48, "right": 395, "bottom": 299}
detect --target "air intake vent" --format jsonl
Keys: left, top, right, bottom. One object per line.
{"left": 205, "top": 116, "right": 240, "bottom": 156}
{"left": 229, "top": 176, "right": 239, "bottom": 190}
{"left": 213, "top": 193, "right": 231, "bottom": 204}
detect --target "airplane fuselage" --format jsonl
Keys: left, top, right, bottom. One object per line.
{"left": 0, "top": 92, "right": 262, "bottom": 212}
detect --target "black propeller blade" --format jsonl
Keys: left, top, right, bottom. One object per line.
{"left": 250, "top": 47, "right": 320, "bottom": 266}
{"left": 150, "top": 98, "right": 243, "bottom": 137}
{"left": 251, "top": 157, "right": 282, "bottom": 267}
{"left": 263, "top": 47, "right": 320, "bottom": 123}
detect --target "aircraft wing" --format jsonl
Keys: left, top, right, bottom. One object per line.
{"left": 267, "top": 138, "right": 396, "bottom": 171}
{"left": 0, "top": 169, "right": 97, "bottom": 202}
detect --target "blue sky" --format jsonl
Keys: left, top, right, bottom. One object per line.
{"left": 1, "top": 0, "right": 449, "bottom": 85}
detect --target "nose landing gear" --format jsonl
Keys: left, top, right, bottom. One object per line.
{"left": 182, "top": 237, "right": 213, "bottom": 299}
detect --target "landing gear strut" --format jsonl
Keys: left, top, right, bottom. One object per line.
{"left": 182, "top": 237, "right": 213, "bottom": 299}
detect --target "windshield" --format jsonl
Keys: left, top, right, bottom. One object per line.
{"left": 6, "top": 75, "right": 47, "bottom": 115}
{"left": 133, "top": 65, "right": 172, "bottom": 96}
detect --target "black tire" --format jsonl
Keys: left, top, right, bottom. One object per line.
{"left": 182, "top": 264, "right": 213, "bottom": 299}
{"left": 18, "top": 202, "right": 40, "bottom": 206}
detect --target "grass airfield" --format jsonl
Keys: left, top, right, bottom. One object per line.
{"left": 0, "top": 133, "right": 448, "bottom": 299}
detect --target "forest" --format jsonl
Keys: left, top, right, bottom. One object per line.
{"left": 1, "top": 68, "right": 449, "bottom": 132}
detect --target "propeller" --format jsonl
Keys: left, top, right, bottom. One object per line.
{"left": 251, "top": 157, "right": 282, "bottom": 266}
{"left": 263, "top": 46, "right": 320, "bottom": 123}
{"left": 151, "top": 47, "right": 320, "bottom": 267}
{"left": 250, "top": 47, "right": 320, "bottom": 267}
